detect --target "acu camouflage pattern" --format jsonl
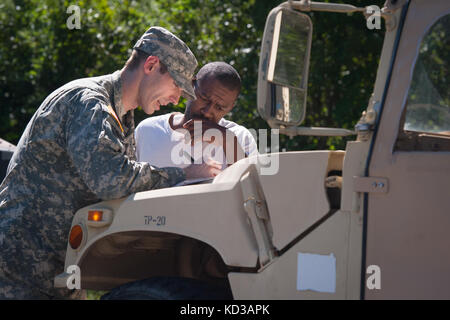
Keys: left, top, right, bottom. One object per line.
{"left": 134, "top": 26, "right": 198, "bottom": 101}
{"left": 0, "top": 70, "right": 185, "bottom": 299}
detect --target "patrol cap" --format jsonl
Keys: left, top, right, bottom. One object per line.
{"left": 133, "top": 26, "right": 197, "bottom": 101}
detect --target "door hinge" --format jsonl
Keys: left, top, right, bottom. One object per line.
{"left": 240, "top": 169, "right": 276, "bottom": 269}
{"left": 353, "top": 176, "right": 389, "bottom": 193}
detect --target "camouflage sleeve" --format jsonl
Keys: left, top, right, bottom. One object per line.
{"left": 65, "top": 95, "right": 185, "bottom": 199}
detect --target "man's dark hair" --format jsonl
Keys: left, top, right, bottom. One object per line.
{"left": 197, "top": 62, "right": 241, "bottom": 94}
{"left": 125, "top": 49, "right": 168, "bottom": 74}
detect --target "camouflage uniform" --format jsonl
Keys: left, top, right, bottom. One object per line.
{"left": 0, "top": 27, "right": 197, "bottom": 299}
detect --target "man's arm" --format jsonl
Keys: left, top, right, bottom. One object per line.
{"left": 182, "top": 119, "right": 257, "bottom": 165}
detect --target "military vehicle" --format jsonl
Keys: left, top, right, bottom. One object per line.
{"left": 55, "top": 0, "right": 450, "bottom": 299}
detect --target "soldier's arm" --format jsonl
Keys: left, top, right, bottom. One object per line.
{"left": 65, "top": 96, "right": 185, "bottom": 199}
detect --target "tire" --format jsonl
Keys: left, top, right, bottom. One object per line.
{"left": 100, "top": 276, "right": 233, "bottom": 300}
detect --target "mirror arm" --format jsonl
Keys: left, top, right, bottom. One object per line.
{"left": 279, "top": 126, "right": 356, "bottom": 138}
{"left": 270, "top": 83, "right": 277, "bottom": 118}
{"left": 285, "top": 0, "right": 365, "bottom": 13}
{"left": 284, "top": 0, "right": 397, "bottom": 30}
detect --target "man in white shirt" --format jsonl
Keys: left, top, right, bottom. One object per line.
{"left": 135, "top": 62, "right": 257, "bottom": 172}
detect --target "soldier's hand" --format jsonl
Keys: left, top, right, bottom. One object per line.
{"left": 183, "top": 161, "right": 222, "bottom": 179}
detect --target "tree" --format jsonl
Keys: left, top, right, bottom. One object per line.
{"left": 0, "top": 0, "right": 384, "bottom": 152}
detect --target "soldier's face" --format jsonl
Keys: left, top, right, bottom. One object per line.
{"left": 138, "top": 62, "right": 181, "bottom": 115}
{"left": 185, "top": 77, "right": 238, "bottom": 123}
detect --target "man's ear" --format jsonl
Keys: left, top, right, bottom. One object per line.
{"left": 143, "top": 56, "right": 159, "bottom": 75}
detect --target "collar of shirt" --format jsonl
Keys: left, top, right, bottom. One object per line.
{"left": 109, "top": 70, "right": 135, "bottom": 138}
{"left": 110, "top": 70, "right": 125, "bottom": 119}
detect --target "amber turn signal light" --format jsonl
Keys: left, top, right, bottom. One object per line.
{"left": 88, "top": 210, "right": 103, "bottom": 222}
{"left": 86, "top": 208, "right": 113, "bottom": 227}
{"left": 69, "top": 224, "right": 83, "bottom": 250}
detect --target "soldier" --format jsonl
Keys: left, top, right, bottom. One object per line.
{"left": 0, "top": 26, "right": 219, "bottom": 299}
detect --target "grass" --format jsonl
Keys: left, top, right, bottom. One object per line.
{"left": 86, "top": 290, "right": 108, "bottom": 300}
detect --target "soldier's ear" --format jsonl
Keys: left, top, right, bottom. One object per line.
{"left": 143, "top": 56, "right": 159, "bottom": 75}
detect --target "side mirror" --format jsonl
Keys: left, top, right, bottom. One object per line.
{"left": 257, "top": 6, "right": 313, "bottom": 128}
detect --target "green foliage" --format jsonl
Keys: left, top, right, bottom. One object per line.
{"left": 1, "top": 0, "right": 384, "bottom": 152}
{"left": 86, "top": 289, "right": 107, "bottom": 300}
{"left": 0, "top": 0, "right": 155, "bottom": 142}
{"left": 288, "top": 0, "right": 385, "bottom": 150}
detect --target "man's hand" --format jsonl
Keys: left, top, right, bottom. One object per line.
{"left": 182, "top": 119, "right": 246, "bottom": 165}
{"left": 183, "top": 160, "right": 222, "bottom": 179}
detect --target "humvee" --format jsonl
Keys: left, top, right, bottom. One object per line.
{"left": 55, "top": 0, "right": 450, "bottom": 299}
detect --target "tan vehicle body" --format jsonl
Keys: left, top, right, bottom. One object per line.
{"left": 55, "top": 0, "right": 450, "bottom": 299}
